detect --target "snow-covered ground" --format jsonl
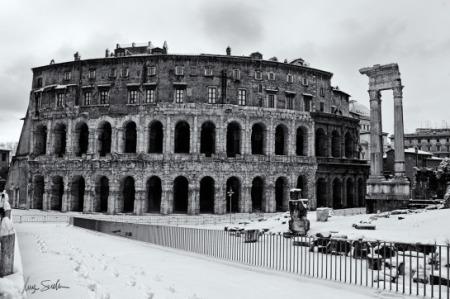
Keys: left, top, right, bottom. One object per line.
{"left": 192, "top": 208, "right": 450, "bottom": 244}
{"left": 15, "top": 223, "right": 410, "bottom": 299}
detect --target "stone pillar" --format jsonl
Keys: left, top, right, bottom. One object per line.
{"left": 160, "top": 182, "right": 173, "bottom": 214}
{"left": 46, "top": 120, "right": 53, "bottom": 156}
{"left": 61, "top": 178, "right": 71, "bottom": 212}
{"left": 66, "top": 119, "right": 73, "bottom": 157}
{"left": 83, "top": 188, "right": 94, "bottom": 213}
{"left": 369, "top": 89, "right": 383, "bottom": 178}
{"left": 267, "top": 118, "right": 274, "bottom": 156}
{"left": 88, "top": 126, "right": 96, "bottom": 155}
{"left": 137, "top": 125, "right": 145, "bottom": 153}
{"left": 192, "top": 116, "right": 198, "bottom": 154}
{"left": 188, "top": 185, "right": 199, "bottom": 215}
{"left": 241, "top": 184, "right": 251, "bottom": 212}
{"left": 108, "top": 187, "right": 119, "bottom": 214}
{"left": 217, "top": 117, "right": 226, "bottom": 156}
{"left": 265, "top": 182, "right": 275, "bottom": 212}
{"left": 393, "top": 86, "right": 406, "bottom": 177}
{"left": 117, "top": 128, "right": 124, "bottom": 153}
{"left": 214, "top": 183, "right": 225, "bottom": 214}
{"left": 165, "top": 116, "right": 172, "bottom": 154}
{"left": 143, "top": 126, "right": 149, "bottom": 153}
{"left": 134, "top": 190, "right": 146, "bottom": 215}
{"left": 43, "top": 176, "right": 51, "bottom": 210}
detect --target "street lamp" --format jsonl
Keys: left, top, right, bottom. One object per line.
{"left": 226, "top": 187, "right": 234, "bottom": 224}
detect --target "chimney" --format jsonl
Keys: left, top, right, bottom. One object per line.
{"left": 226, "top": 46, "right": 231, "bottom": 56}
{"left": 50, "top": 59, "right": 55, "bottom": 65}
{"left": 105, "top": 49, "right": 110, "bottom": 57}
{"left": 116, "top": 43, "right": 120, "bottom": 49}
{"left": 74, "top": 52, "right": 80, "bottom": 61}
{"left": 132, "top": 42, "right": 136, "bottom": 47}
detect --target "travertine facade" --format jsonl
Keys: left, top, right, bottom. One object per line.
{"left": 6, "top": 42, "right": 368, "bottom": 214}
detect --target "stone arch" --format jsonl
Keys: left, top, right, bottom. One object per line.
{"left": 296, "top": 175, "right": 307, "bottom": 198}
{"left": 199, "top": 176, "right": 215, "bottom": 213}
{"left": 34, "top": 124, "right": 47, "bottom": 156}
{"left": 70, "top": 176, "right": 85, "bottom": 212}
{"left": 225, "top": 176, "right": 240, "bottom": 212}
{"left": 251, "top": 123, "right": 266, "bottom": 155}
{"left": 94, "top": 176, "right": 109, "bottom": 213}
{"left": 251, "top": 176, "right": 265, "bottom": 212}
{"left": 226, "top": 122, "right": 241, "bottom": 157}
{"left": 346, "top": 178, "right": 355, "bottom": 208}
{"left": 146, "top": 176, "right": 162, "bottom": 213}
{"left": 32, "top": 175, "right": 44, "bottom": 209}
{"left": 74, "top": 122, "right": 89, "bottom": 157}
{"left": 148, "top": 121, "right": 163, "bottom": 153}
{"left": 173, "top": 176, "right": 189, "bottom": 213}
{"left": 275, "top": 124, "right": 288, "bottom": 155}
{"left": 357, "top": 178, "right": 365, "bottom": 207}
{"left": 315, "top": 128, "right": 327, "bottom": 157}
{"left": 316, "top": 178, "right": 327, "bottom": 208}
{"left": 120, "top": 176, "right": 135, "bottom": 213}
{"left": 275, "top": 176, "right": 289, "bottom": 211}
{"left": 345, "top": 132, "right": 354, "bottom": 158}
{"left": 53, "top": 123, "right": 67, "bottom": 157}
{"left": 174, "top": 121, "right": 190, "bottom": 154}
{"left": 331, "top": 130, "right": 341, "bottom": 158}
{"left": 97, "top": 121, "right": 112, "bottom": 157}
{"left": 332, "top": 178, "right": 343, "bottom": 209}
{"left": 50, "top": 176, "right": 64, "bottom": 210}
{"left": 296, "top": 126, "right": 307, "bottom": 156}
{"left": 124, "top": 121, "right": 137, "bottom": 153}
{"left": 200, "top": 121, "right": 216, "bottom": 157}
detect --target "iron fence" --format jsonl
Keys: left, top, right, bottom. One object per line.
{"left": 73, "top": 217, "right": 450, "bottom": 299}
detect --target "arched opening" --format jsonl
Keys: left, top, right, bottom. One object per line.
{"left": 357, "top": 178, "right": 365, "bottom": 207}
{"left": 98, "top": 122, "right": 112, "bottom": 157}
{"left": 251, "top": 177, "right": 264, "bottom": 212}
{"left": 200, "top": 122, "right": 216, "bottom": 157}
{"left": 296, "top": 176, "right": 307, "bottom": 198}
{"left": 75, "top": 122, "right": 89, "bottom": 157}
{"left": 331, "top": 130, "right": 341, "bottom": 158}
{"left": 316, "top": 178, "right": 327, "bottom": 208}
{"left": 148, "top": 121, "right": 163, "bottom": 153}
{"left": 251, "top": 123, "right": 266, "bottom": 155}
{"left": 345, "top": 132, "right": 354, "bottom": 158}
{"left": 226, "top": 177, "right": 240, "bottom": 212}
{"left": 173, "top": 176, "right": 189, "bottom": 213}
{"left": 50, "top": 176, "right": 64, "bottom": 210}
{"left": 95, "top": 176, "right": 109, "bottom": 213}
{"left": 53, "top": 123, "right": 67, "bottom": 157}
{"left": 33, "top": 175, "right": 44, "bottom": 209}
{"left": 121, "top": 176, "right": 135, "bottom": 213}
{"left": 124, "top": 122, "right": 137, "bottom": 153}
{"left": 296, "top": 127, "right": 307, "bottom": 156}
{"left": 332, "top": 179, "right": 343, "bottom": 209}
{"left": 315, "top": 128, "right": 327, "bottom": 157}
{"left": 174, "top": 121, "right": 190, "bottom": 153}
{"left": 70, "top": 176, "right": 85, "bottom": 212}
{"left": 275, "top": 177, "right": 288, "bottom": 211}
{"left": 275, "top": 125, "right": 288, "bottom": 155}
{"left": 146, "top": 176, "right": 162, "bottom": 213}
{"left": 346, "top": 178, "right": 355, "bottom": 208}
{"left": 226, "top": 122, "right": 241, "bottom": 157}
{"left": 200, "top": 176, "right": 215, "bottom": 213}
{"left": 34, "top": 125, "right": 47, "bottom": 156}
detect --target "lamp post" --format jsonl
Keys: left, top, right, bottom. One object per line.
{"left": 226, "top": 187, "right": 234, "bottom": 224}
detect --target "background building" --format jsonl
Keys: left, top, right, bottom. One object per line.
{"left": 6, "top": 42, "right": 368, "bottom": 214}
{"left": 0, "top": 149, "right": 10, "bottom": 191}
{"left": 401, "top": 128, "right": 450, "bottom": 158}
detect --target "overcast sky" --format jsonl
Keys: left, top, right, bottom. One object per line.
{"left": 1, "top": 0, "right": 449, "bottom": 143}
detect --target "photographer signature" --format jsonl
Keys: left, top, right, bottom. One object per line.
{"left": 23, "top": 277, "right": 70, "bottom": 294}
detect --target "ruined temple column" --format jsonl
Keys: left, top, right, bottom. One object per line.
{"left": 393, "top": 85, "right": 406, "bottom": 177}
{"left": 369, "top": 89, "right": 383, "bottom": 178}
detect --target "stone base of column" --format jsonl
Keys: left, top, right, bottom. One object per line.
{"left": 366, "top": 178, "right": 410, "bottom": 213}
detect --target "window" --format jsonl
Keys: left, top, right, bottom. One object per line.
{"left": 175, "top": 89, "right": 184, "bottom": 103}
{"left": 204, "top": 66, "right": 213, "bottom": 76}
{"left": 83, "top": 91, "right": 92, "bottom": 106}
{"left": 109, "top": 68, "right": 117, "bottom": 78}
{"left": 303, "top": 96, "right": 312, "bottom": 112}
{"left": 268, "top": 94, "right": 275, "bottom": 108}
{"left": 268, "top": 72, "right": 275, "bottom": 80}
{"left": 286, "top": 96, "right": 294, "bottom": 109}
{"left": 320, "top": 102, "right": 325, "bottom": 112}
{"left": 56, "top": 93, "right": 65, "bottom": 108}
{"left": 320, "top": 87, "right": 325, "bottom": 97}
{"left": 175, "top": 66, "right": 184, "bottom": 76}
{"left": 36, "top": 77, "right": 43, "bottom": 88}
{"left": 1, "top": 153, "right": 6, "bottom": 161}
{"left": 88, "top": 69, "right": 96, "bottom": 80}
{"left": 63, "top": 71, "right": 71, "bottom": 81}
{"left": 238, "top": 89, "right": 247, "bottom": 106}
{"left": 100, "top": 90, "right": 109, "bottom": 105}
{"left": 144, "top": 89, "right": 155, "bottom": 104}
{"left": 207, "top": 87, "right": 217, "bottom": 104}
{"left": 287, "top": 74, "right": 294, "bottom": 83}
{"left": 128, "top": 90, "right": 138, "bottom": 104}
{"left": 302, "top": 77, "right": 308, "bottom": 86}
{"left": 232, "top": 69, "right": 240, "bottom": 80}
{"left": 258, "top": 97, "right": 263, "bottom": 107}
{"left": 255, "top": 71, "right": 262, "bottom": 80}
{"left": 121, "top": 68, "right": 129, "bottom": 78}
{"left": 258, "top": 84, "right": 263, "bottom": 93}
{"left": 148, "top": 66, "right": 156, "bottom": 76}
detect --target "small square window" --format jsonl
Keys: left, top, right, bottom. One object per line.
{"left": 88, "top": 69, "right": 96, "bottom": 80}
{"left": 268, "top": 94, "right": 275, "bottom": 108}
{"left": 175, "top": 66, "right": 184, "bottom": 76}
{"left": 286, "top": 96, "right": 294, "bottom": 109}
{"left": 302, "top": 77, "right": 309, "bottom": 86}
{"left": 128, "top": 90, "right": 138, "bottom": 104}
{"left": 144, "top": 89, "right": 156, "bottom": 103}
{"left": 320, "top": 87, "right": 325, "bottom": 97}
{"left": 232, "top": 69, "right": 240, "bottom": 80}
{"left": 287, "top": 74, "right": 294, "bottom": 83}
{"left": 63, "top": 71, "right": 71, "bottom": 81}
{"left": 122, "top": 68, "right": 129, "bottom": 78}
{"left": 320, "top": 102, "right": 325, "bottom": 112}
{"left": 148, "top": 66, "right": 156, "bottom": 76}
{"left": 175, "top": 89, "right": 184, "bottom": 103}
{"left": 303, "top": 96, "right": 312, "bottom": 112}
{"left": 56, "top": 93, "right": 65, "bottom": 108}
{"left": 268, "top": 72, "right": 275, "bottom": 80}
{"left": 204, "top": 67, "right": 213, "bottom": 77}
{"left": 100, "top": 90, "right": 109, "bottom": 105}
{"left": 238, "top": 89, "right": 247, "bottom": 106}
{"left": 83, "top": 91, "right": 92, "bottom": 106}
{"left": 255, "top": 71, "right": 262, "bottom": 80}
{"left": 207, "top": 87, "right": 217, "bottom": 104}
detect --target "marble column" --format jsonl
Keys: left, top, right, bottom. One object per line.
{"left": 369, "top": 89, "right": 383, "bottom": 178}
{"left": 393, "top": 85, "right": 406, "bottom": 177}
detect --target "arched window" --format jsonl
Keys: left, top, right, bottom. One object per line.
{"left": 251, "top": 177, "right": 264, "bottom": 212}
{"left": 148, "top": 121, "right": 163, "bottom": 153}
{"left": 275, "top": 177, "right": 288, "bottom": 211}
{"left": 296, "top": 176, "right": 307, "bottom": 198}
{"left": 34, "top": 125, "right": 47, "bottom": 156}
{"left": 121, "top": 176, "right": 135, "bottom": 213}
{"left": 345, "top": 132, "right": 354, "bottom": 158}
{"left": 331, "top": 130, "right": 341, "bottom": 158}
{"left": 53, "top": 123, "right": 67, "bottom": 157}
{"left": 332, "top": 179, "right": 343, "bottom": 209}
{"left": 200, "top": 122, "right": 216, "bottom": 157}
{"left": 173, "top": 176, "right": 189, "bottom": 213}
{"left": 50, "top": 176, "right": 64, "bottom": 210}
{"left": 32, "top": 175, "right": 45, "bottom": 209}
{"left": 70, "top": 176, "right": 85, "bottom": 212}
{"left": 316, "top": 178, "right": 327, "bottom": 207}
{"left": 75, "top": 122, "right": 89, "bottom": 157}
{"left": 346, "top": 178, "right": 354, "bottom": 208}
{"left": 95, "top": 176, "right": 109, "bottom": 213}
{"left": 146, "top": 176, "right": 162, "bottom": 212}
{"left": 200, "top": 176, "right": 215, "bottom": 213}
{"left": 98, "top": 122, "right": 112, "bottom": 157}
{"left": 174, "top": 121, "right": 190, "bottom": 153}
{"left": 296, "top": 127, "right": 307, "bottom": 156}
{"left": 226, "top": 177, "right": 240, "bottom": 212}
{"left": 124, "top": 122, "right": 137, "bottom": 153}
{"left": 226, "top": 122, "right": 241, "bottom": 157}
{"left": 275, "top": 125, "right": 288, "bottom": 155}
{"left": 315, "top": 128, "right": 327, "bottom": 157}
{"left": 251, "top": 123, "right": 266, "bottom": 155}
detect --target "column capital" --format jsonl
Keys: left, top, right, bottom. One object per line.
{"left": 368, "top": 89, "right": 381, "bottom": 101}
{"left": 393, "top": 85, "right": 403, "bottom": 98}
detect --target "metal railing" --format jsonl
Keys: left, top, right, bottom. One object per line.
{"left": 73, "top": 217, "right": 450, "bottom": 299}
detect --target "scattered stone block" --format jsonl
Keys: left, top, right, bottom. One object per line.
{"left": 316, "top": 208, "right": 330, "bottom": 222}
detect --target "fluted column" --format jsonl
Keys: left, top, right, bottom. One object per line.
{"left": 393, "top": 85, "right": 406, "bottom": 177}
{"left": 369, "top": 89, "right": 383, "bottom": 178}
